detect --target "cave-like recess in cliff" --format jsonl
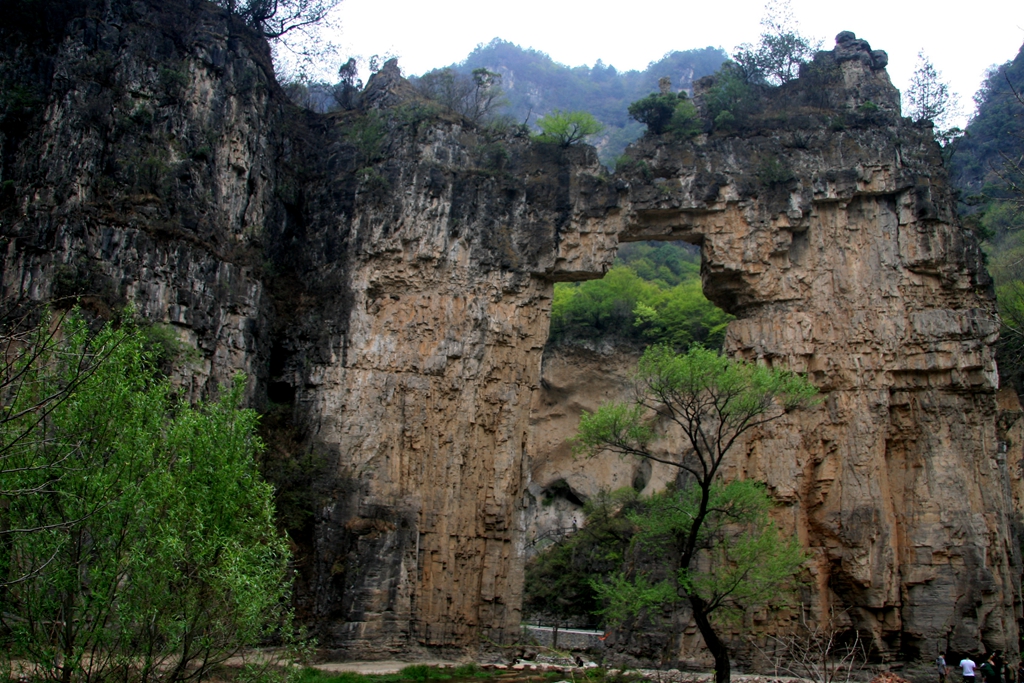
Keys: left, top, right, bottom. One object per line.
{"left": 0, "top": 0, "right": 1018, "bottom": 666}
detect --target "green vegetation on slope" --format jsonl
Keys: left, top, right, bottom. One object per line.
{"left": 422, "top": 40, "right": 726, "bottom": 164}
{"left": 950, "top": 41, "right": 1024, "bottom": 392}
{"left": 950, "top": 42, "right": 1024, "bottom": 197}
{"left": 550, "top": 242, "right": 732, "bottom": 350}
{"left": 0, "top": 311, "right": 292, "bottom": 683}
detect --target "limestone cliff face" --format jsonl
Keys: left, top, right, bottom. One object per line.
{"left": 0, "top": 3, "right": 1017, "bottom": 667}
{"left": 583, "top": 33, "right": 1018, "bottom": 661}
{"left": 0, "top": 0, "right": 620, "bottom": 656}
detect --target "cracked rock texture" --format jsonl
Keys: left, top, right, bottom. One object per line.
{"left": 0, "top": 2, "right": 1018, "bottom": 667}
{"left": 530, "top": 35, "right": 1021, "bottom": 664}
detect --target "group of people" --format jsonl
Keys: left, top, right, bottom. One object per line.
{"left": 939, "top": 653, "right": 1024, "bottom": 683}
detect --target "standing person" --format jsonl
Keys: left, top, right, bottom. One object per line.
{"left": 982, "top": 655, "right": 1000, "bottom": 683}
{"left": 938, "top": 654, "right": 949, "bottom": 683}
{"left": 963, "top": 655, "right": 979, "bottom": 683}
{"left": 1016, "top": 659, "right": 1024, "bottom": 683}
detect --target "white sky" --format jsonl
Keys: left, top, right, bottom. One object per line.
{"left": 320, "top": 0, "right": 1024, "bottom": 126}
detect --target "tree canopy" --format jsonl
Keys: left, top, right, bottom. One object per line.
{"left": 0, "top": 311, "right": 292, "bottom": 683}
{"left": 575, "top": 345, "right": 816, "bottom": 682}
{"left": 534, "top": 110, "right": 604, "bottom": 147}
{"left": 731, "top": 0, "right": 820, "bottom": 86}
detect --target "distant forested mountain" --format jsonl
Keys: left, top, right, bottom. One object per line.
{"left": 950, "top": 43, "right": 1024, "bottom": 197}
{"left": 424, "top": 39, "right": 727, "bottom": 165}
{"left": 948, "top": 41, "right": 1024, "bottom": 391}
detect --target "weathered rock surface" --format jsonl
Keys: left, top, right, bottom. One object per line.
{"left": 0, "top": 4, "right": 1017, "bottom": 668}
{"left": 545, "top": 34, "right": 1019, "bottom": 663}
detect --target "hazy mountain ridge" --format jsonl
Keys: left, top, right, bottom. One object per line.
{"left": 426, "top": 39, "right": 727, "bottom": 164}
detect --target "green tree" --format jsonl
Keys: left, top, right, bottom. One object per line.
{"left": 0, "top": 311, "right": 291, "bottom": 683}
{"left": 575, "top": 345, "right": 816, "bottom": 683}
{"left": 904, "top": 51, "right": 959, "bottom": 126}
{"left": 534, "top": 110, "right": 604, "bottom": 147}
{"left": 415, "top": 67, "right": 506, "bottom": 123}
{"left": 628, "top": 92, "right": 701, "bottom": 138}
{"left": 732, "top": 0, "right": 820, "bottom": 86}
{"left": 523, "top": 489, "right": 642, "bottom": 628}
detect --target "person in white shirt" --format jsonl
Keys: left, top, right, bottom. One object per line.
{"left": 963, "top": 657, "right": 979, "bottom": 683}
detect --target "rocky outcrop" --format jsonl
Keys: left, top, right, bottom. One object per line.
{"left": 0, "top": 0, "right": 620, "bottom": 656}
{"left": 0, "top": 3, "right": 1017, "bottom": 668}
{"left": 573, "top": 34, "right": 1018, "bottom": 663}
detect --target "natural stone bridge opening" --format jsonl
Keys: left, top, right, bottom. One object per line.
{"left": 0, "top": 1, "right": 1018, "bottom": 668}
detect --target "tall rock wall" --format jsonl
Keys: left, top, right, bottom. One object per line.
{"left": 0, "top": 3, "right": 1017, "bottom": 667}
{"left": 582, "top": 33, "right": 1019, "bottom": 662}
{"left": 0, "top": 0, "right": 621, "bottom": 656}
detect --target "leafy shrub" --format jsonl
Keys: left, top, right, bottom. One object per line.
{"left": 534, "top": 110, "right": 603, "bottom": 147}
{"left": 345, "top": 112, "right": 386, "bottom": 165}
{"left": 667, "top": 98, "right": 701, "bottom": 138}
{"left": 628, "top": 92, "right": 701, "bottom": 139}
{"left": 702, "top": 63, "right": 757, "bottom": 131}
{"left": 523, "top": 489, "right": 643, "bottom": 626}
{"left": 757, "top": 156, "right": 795, "bottom": 185}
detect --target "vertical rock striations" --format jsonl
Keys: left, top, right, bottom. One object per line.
{"left": 0, "top": 3, "right": 1017, "bottom": 665}
{"left": 598, "top": 33, "right": 1019, "bottom": 660}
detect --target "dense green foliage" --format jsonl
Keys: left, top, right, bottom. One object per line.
{"left": 593, "top": 481, "right": 805, "bottom": 626}
{"left": 573, "top": 346, "right": 815, "bottom": 682}
{"left": 948, "top": 42, "right": 1024, "bottom": 391}
{"left": 523, "top": 490, "right": 642, "bottom": 627}
{"left": 534, "top": 110, "right": 604, "bottom": 147}
{"left": 549, "top": 242, "right": 732, "bottom": 350}
{"left": 627, "top": 92, "right": 701, "bottom": 138}
{"left": 0, "top": 312, "right": 291, "bottom": 683}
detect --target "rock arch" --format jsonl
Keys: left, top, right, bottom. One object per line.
{"left": 0, "top": 1, "right": 1017, "bottom": 664}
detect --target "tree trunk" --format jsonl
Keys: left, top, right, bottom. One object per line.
{"left": 690, "top": 596, "right": 730, "bottom": 683}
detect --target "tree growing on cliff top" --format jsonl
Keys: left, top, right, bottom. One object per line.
{"left": 575, "top": 345, "right": 816, "bottom": 683}
{"left": 215, "top": 0, "right": 341, "bottom": 39}
{"left": 416, "top": 67, "right": 507, "bottom": 123}
{"left": 534, "top": 110, "right": 604, "bottom": 147}
{"left": 732, "top": 0, "right": 820, "bottom": 85}
{"left": 904, "top": 50, "right": 962, "bottom": 150}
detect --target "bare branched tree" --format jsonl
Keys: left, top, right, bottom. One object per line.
{"left": 415, "top": 67, "right": 507, "bottom": 123}
{"left": 213, "top": 0, "right": 341, "bottom": 39}
{"left": 749, "top": 608, "right": 868, "bottom": 683}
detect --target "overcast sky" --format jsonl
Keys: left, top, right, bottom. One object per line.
{"left": 319, "top": 0, "right": 1023, "bottom": 126}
